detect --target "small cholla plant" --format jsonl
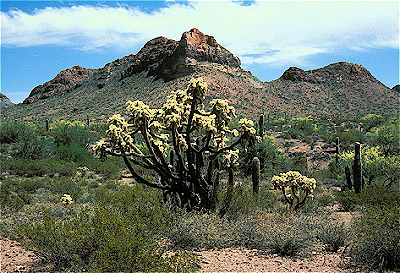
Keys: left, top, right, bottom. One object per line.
{"left": 271, "top": 171, "right": 316, "bottom": 210}
{"left": 94, "top": 77, "right": 257, "bottom": 210}
{"left": 60, "top": 194, "right": 74, "bottom": 206}
{"left": 76, "top": 166, "right": 89, "bottom": 177}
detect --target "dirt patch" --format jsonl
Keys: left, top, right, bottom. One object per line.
{"left": 197, "top": 247, "right": 357, "bottom": 272}
{"left": 0, "top": 237, "right": 50, "bottom": 273}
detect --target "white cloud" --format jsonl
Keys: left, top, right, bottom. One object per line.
{"left": 1, "top": 1, "right": 398, "bottom": 65}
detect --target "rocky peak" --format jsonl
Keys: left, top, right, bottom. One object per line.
{"left": 121, "top": 28, "right": 241, "bottom": 81}
{"left": 177, "top": 28, "right": 241, "bottom": 68}
{"left": 280, "top": 67, "right": 318, "bottom": 83}
{"left": 23, "top": 66, "right": 96, "bottom": 104}
{"left": 279, "top": 62, "right": 379, "bottom": 85}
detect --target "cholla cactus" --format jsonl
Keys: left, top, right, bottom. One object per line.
{"left": 60, "top": 194, "right": 74, "bottom": 206}
{"left": 76, "top": 166, "right": 89, "bottom": 177}
{"left": 271, "top": 171, "right": 316, "bottom": 210}
{"left": 94, "top": 77, "right": 257, "bottom": 211}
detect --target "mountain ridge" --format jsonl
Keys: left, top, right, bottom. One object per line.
{"left": 3, "top": 28, "right": 398, "bottom": 121}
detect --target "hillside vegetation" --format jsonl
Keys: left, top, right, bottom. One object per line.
{"left": 1, "top": 77, "right": 399, "bottom": 272}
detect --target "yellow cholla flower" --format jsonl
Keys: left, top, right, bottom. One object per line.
{"left": 61, "top": 194, "right": 74, "bottom": 205}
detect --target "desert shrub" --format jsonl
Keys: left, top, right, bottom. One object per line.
{"left": 12, "top": 135, "right": 52, "bottom": 160}
{"left": 85, "top": 157, "right": 125, "bottom": 177}
{"left": 283, "top": 117, "right": 317, "bottom": 143}
{"left": 238, "top": 135, "right": 290, "bottom": 177}
{"left": 314, "top": 191, "right": 335, "bottom": 207}
{"left": 19, "top": 208, "right": 174, "bottom": 272}
{"left": 0, "top": 119, "right": 37, "bottom": 144}
{"left": 0, "top": 178, "right": 43, "bottom": 211}
{"left": 235, "top": 212, "right": 323, "bottom": 256}
{"left": 361, "top": 114, "right": 384, "bottom": 131}
{"left": 218, "top": 184, "right": 278, "bottom": 218}
{"left": 54, "top": 142, "right": 91, "bottom": 162}
{"left": 350, "top": 205, "right": 400, "bottom": 271}
{"left": 51, "top": 120, "right": 93, "bottom": 162}
{"left": 334, "top": 190, "right": 359, "bottom": 211}
{"left": 14, "top": 182, "right": 198, "bottom": 272}
{"left": 359, "top": 184, "right": 400, "bottom": 208}
{"left": 50, "top": 120, "right": 91, "bottom": 148}
{"left": 317, "top": 222, "right": 347, "bottom": 252}
{"left": 1, "top": 158, "right": 77, "bottom": 177}
{"left": 167, "top": 210, "right": 235, "bottom": 250}
{"left": 367, "top": 117, "right": 399, "bottom": 155}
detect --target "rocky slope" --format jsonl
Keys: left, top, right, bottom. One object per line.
{"left": 0, "top": 92, "right": 15, "bottom": 111}
{"left": 3, "top": 28, "right": 399, "bottom": 122}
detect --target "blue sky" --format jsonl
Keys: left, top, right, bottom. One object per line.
{"left": 1, "top": 1, "right": 399, "bottom": 103}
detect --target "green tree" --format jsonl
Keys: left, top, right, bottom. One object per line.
{"left": 367, "top": 117, "right": 400, "bottom": 155}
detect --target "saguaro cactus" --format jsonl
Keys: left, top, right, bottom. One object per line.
{"left": 353, "top": 142, "right": 362, "bottom": 194}
{"left": 335, "top": 137, "right": 340, "bottom": 165}
{"left": 220, "top": 168, "right": 234, "bottom": 217}
{"left": 252, "top": 157, "right": 260, "bottom": 194}
{"left": 345, "top": 166, "right": 352, "bottom": 190}
{"left": 258, "top": 114, "right": 264, "bottom": 137}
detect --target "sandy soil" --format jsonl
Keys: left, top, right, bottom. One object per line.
{"left": 197, "top": 247, "right": 356, "bottom": 273}
{"left": 1, "top": 236, "right": 359, "bottom": 273}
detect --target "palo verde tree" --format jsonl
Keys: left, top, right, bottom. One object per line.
{"left": 94, "top": 78, "right": 258, "bottom": 211}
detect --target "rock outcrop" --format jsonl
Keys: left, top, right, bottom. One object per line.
{"left": 121, "top": 28, "right": 241, "bottom": 81}
{"left": 0, "top": 93, "right": 15, "bottom": 111}
{"left": 279, "top": 62, "right": 379, "bottom": 85}
{"left": 23, "top": 66, "right": 96, "bottom": 104}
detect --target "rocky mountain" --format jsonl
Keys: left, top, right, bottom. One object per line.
{"left": 23, "top": 66, "right": 96, "bottom": 104}
{"left": 0, "top": 93, "right": 15, "bottom": 111}
{"left": 4, "top": 28, "right": 399, "bottom": 122}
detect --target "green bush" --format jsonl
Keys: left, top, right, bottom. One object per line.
{"left": 14, "top": 182, "right": 199, "bottom": 272}
{"left": 167, "top": 210, "right": 235, "bottom": 250}
{"left": 51, "top": 120, "right": 93, "bottom": 162}
{"left": 238, "top": 135, "right": 289, "bottom": 177}
{"left": 334, "top": 190, "right": 359, "bottom": 211}
{"left": 19, "top": 208, "right": 173, "bottom": 271}
{"left": 317, "top": 222, "right": 347, "bottom": 252}
{"left": 350, "top": 205, "right": 400, "bottom": 271}
{"left": 360, "top": 184, "right": 400, "bottom": 208}
{"left": 1, "top": 158, "right": 77, "bottom": 177}
{"left": 55, "top": 142, "right": 91, "bottom": 162}
{"left": 0, "top": 119, "right": 37, "bottom": 144}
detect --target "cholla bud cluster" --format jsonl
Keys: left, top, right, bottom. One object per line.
{"left": 272, "top": 171, "right": 316, "bottom": 194}
{"left": 271, "top": 171, "right": 316, "bottom": 210}
{"left": 93, "top": 77, "right": 258, "bottom": 198}
{"left": 60, "top": 194, "right": 74, "bottom": 205}
{"left": 76, "top": 166, "right": 89, "bottom": 177}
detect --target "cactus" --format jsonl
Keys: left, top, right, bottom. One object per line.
{"left": 252, "top": 157, "right": 260, "bottom": 194}
{"left": 258, "top": 114, "right": 264, "bottom": 137}
{"left": 45, "top": 120, "right": 49, "bottom": 131}
{"left": 335, "top": 137, "right": 340, "bottom": 165}
{"left": 345, "top": 166, "right": 352, "bottom": 190}
{"left": 353, "top": 142, "right": 362, "bottom": 193}
{"left": 210, "top": 161, "right": 220, "bottom": 211}
{"left": 220, "top": 167, "right": 234, "bottom": 217}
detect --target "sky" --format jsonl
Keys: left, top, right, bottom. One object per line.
{"left": 1, "top": 0, "right": 399, "bottom": 104}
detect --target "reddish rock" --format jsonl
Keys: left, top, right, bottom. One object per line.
{"left": 23, "top": 66, "right": 96, "bottom": 104}
{"left": 120, "top": 28, "right": 241, "bottom": 81}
